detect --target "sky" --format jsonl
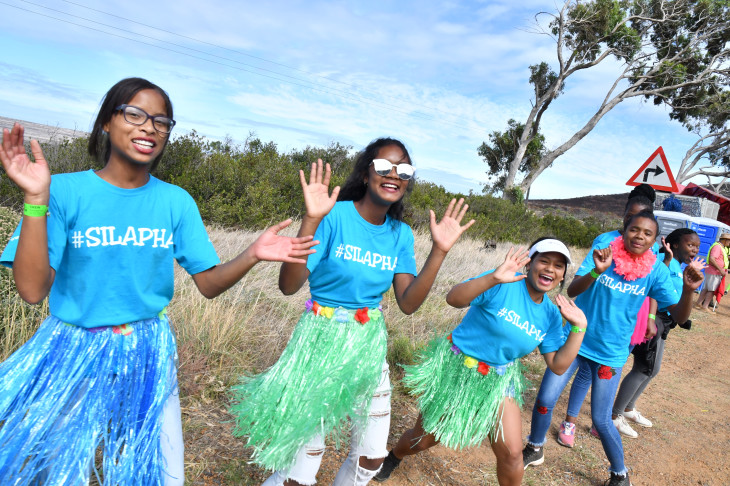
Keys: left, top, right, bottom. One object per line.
{"left": 0, "top": 0, "right": 707, "bottom": 199}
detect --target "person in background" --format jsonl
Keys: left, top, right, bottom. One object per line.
{"left": 611, "top": 229, "right": 706, "bottom": 437}
{"left": 696, "top": 232, "right": 730, "bottom": 311}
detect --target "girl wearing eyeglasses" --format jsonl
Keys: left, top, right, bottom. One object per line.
{"left": 0, "top": 77, "right": 317, "bottom": 485}
{"left": 230, "top": 138, "right": 475, "bottom": 485}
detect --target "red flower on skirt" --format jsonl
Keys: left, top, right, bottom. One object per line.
{"left": 354, "top": 308, "right": 370, "bottom": 324}
{"left": 537, "top": 406, "right": 548, "bottom": 415}
{"left": 311, "top": 301, "right": 321, "bottom": 316}
{"left": 477, "top": 362, "right": 490, "bottom": 375}
{"left": 597, "top": 365, "right": 615, "bottom": 380}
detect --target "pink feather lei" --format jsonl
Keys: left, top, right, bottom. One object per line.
{"left": 609, "top": 236, "right": 656, "bottom": 281}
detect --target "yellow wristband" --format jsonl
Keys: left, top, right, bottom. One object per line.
{"left": 589, "top": 269, "right": 600, "bottom": 279}
{"left": 648, "top": 314, "right": 656, "bottom": 320}
{"left": 570, "top": 324, "right": 585, "bottom": 333}
{"left": 23, "top": 203, "right": 48, "bottom": 217}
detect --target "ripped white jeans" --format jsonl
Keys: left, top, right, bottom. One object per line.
{"left": 263, "top": 363, "right": 391, "bottom": 486}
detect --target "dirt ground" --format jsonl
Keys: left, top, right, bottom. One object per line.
{"left": 183, "top": 303, "right": 730, "bottom": 486}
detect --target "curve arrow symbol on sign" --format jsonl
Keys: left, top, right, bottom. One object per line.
{"left": 643, "top": 165, "right": 665, "bottom": 182}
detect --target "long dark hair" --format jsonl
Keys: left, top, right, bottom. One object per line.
{"left": 338, "top": 137, "right": 414, "bottom": 222}
{"left": 88, "top": 77, "right": 173, "bottom": 172}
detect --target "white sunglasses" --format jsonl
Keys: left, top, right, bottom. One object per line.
{"left": 371, "top": 159, "right": 415, "bottom": 180}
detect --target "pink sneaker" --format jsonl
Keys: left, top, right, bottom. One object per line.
{"left": 557, "top": 421, "right": 576, "bottom": 447}
{"left": 590, "top": 425, "right": 600, "bottom": 439}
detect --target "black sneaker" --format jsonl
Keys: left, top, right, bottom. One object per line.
{"left": 604, "top": 472, "right": 632, "bottom": 486}
{"left": 373, "top": 451, "right": 401, "bottom": 482}
{"left": 522, "top": 443, "right": 544, "bottom": 469}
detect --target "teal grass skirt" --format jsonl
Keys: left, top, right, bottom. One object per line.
{"left": 0, "top": 310, "right": 177, "bottom": 485}
{"left": 403, "top": 335, "right": 527, "bottom": 449}
{"left": 230, "top": 303, "right": 388, "bottom": 471}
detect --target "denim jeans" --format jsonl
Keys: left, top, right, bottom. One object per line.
{"left": 565, "top": 360, "right": 592, "bottom": 418}
{"left": 527, "top": 355, "right": 626, "bottom": 475}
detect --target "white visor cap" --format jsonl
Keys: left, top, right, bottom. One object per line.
{"left": 528, "top": 239, "right": 572, "bottom": 266}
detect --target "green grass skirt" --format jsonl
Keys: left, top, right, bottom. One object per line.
{"left": 402, "top": 335, "right": 527, "bottom": 449}
{"left": 229, "top": 306, "right": 387, "bottom": 471}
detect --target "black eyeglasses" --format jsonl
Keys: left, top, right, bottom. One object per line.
{"left": 115, "top": 104, "right": 176, "bottom": 134}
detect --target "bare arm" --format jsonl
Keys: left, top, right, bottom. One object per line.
{"left": 1, "top": 124, "right": 55, "bottom": 303}
{"left": 542, "top": 294, "right": 587, "bottom": 374}
{"left": 392, "top": 199, "right": 475, "bottom": 315}
{"left": 279, "top": 159, "right": 339, "bottom": 295}
{"left": 645, "top": 298, "right": 658, "bottom": 340}
{"left": 192, "top": 219, "right": 316, "bottom": 299}
{"left": 566, "top": 247, "right": 612, "bottom": 298}
{"left": 446, "top": 246, "right": 530, "bottom": 308}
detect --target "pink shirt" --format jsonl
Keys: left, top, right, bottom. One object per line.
{"left": 706, "top": 244, "right": 725, "bottom": 275}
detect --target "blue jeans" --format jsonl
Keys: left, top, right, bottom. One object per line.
{"left": 527, "top": 355, "right": 626, "bottom": 475}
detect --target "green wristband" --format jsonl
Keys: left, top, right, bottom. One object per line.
{"left": 570, "top": 324, "right": 585, "bottom": 333}
{"left": 23, "top": 203, "right": 48, "bottom": 217}
{"left": 589, "top": 269, "right": 601, "bottom": 279}
{"left": 648, "top": 314, "right": 656, "bottom": 320}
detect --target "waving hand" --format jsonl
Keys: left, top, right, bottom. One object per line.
{"left": 299, "top": 159, "right": 340, "bottom": 220}
{"left": 1, "top": 123, "right": 51, "bottom": 202}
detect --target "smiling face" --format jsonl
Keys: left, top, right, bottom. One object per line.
{"left": 363, "top": 144, "right": 411, "bottom": 207}
{"left": 103, "top": 89, "right": 169, "bottom": 167}
{"left": 623, "top": 216, "right": 658, "bottom": 255}
{"left": 673, "top": 233, "right": 700, "bottom": 264}
{"left": 525, "top": 251, "right": 567, "bottom": 297}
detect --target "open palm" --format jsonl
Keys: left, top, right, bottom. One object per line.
{"left": 492, "top": 246, "right": 531, "bottom": 284}
{"left": 300, "top": 159, "right": 340, "bottom": 220}
{"left": 250, "top": 219, "right": 317, "bottom": 263}
{"left": 1, "top": 124, "right": 51, "bottom": 199}
{"left": 429, "top": 198, "right": 475, "bottom": 253}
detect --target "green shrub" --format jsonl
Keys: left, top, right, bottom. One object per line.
{"left": 0, "top": 131, "right": 603, "bottom": 247}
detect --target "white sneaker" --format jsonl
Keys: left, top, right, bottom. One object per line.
{"left": 613, "top": 415, "right": 638, "bottom": 438}
{"left": 623, "top": 408, "right": 652, "bottom": 428}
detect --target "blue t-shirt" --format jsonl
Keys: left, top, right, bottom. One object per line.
{"left": 1, "top": 170, "right": 220, "bottom": 327}
{"left": 306, "top": 201, "right": 417, "bottom": 308}
{"left": 574, "top": 254, "right": 679, "bottom": 367}
{"left": 450, "top": 271, "right": 565, "bottom": 366}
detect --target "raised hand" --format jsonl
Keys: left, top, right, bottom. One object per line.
{"left": 661, "top": 236, "right": 673, "bottom": 262}
{"left": 555, "top": 294, "right": 587, "bottom": 330}
{"left": 682, "top": 257, "right": 705, "bottom": 290}
{"left": 492, "top": 246, "right": 531, "bottom": 284}
{"left": 593, "top": 247, "right": 613, "bottom": 274}
{"left": 299, "top": 159, "right": 340, "bottom": 220}
{"left": 429, "top": 198, "right": 475, "bottom": 253}
{"left": 250, "top": 219, "right": 317, "bottom": 263}
{"left": 0, "top": 123, "right": 51, "bottom": 203}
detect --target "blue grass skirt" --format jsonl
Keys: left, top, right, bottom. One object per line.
{"left": 402, "top": 335, "right": 527, "bottom": 448}
{"left": 0, "top": 310, "right": 177, "bottom": 485}
{"left": 229, "top": 302, "right": 388, "bottom": 471}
